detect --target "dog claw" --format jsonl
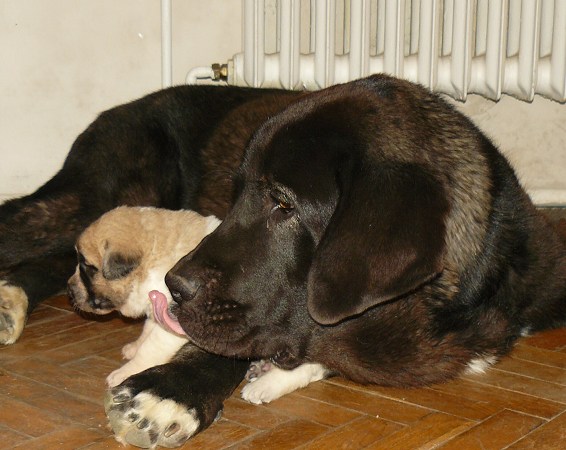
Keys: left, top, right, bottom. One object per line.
{"left": 112, "top": 393, "right": 131, "bottom": 404}
{"left": 164, "top": 422, "right": 180, "bottom": 438}
{"left": 124, "top": 428, "right": 156, "bottom": 449}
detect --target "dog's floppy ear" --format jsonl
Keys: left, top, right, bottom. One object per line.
{"left": 307, "top": 162, "right": 448, "bottom": 325}
{"left": 102, "top": 244, "right": 141, "bottom": 280}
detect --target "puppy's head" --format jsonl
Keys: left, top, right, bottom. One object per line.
{"left": 68, "top": 207, "right": 145, "bottom": 317}
{"left": 166, "top": 75, "right": 454, "bottom": 363}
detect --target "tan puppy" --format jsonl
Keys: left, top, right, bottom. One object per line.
{"left": 67, "top": 206, "right": 220, "bottom": 387}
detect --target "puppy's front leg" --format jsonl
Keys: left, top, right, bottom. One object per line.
{"left": 107, "top": 323, "right": 187, "bottom": 387}
{"left": 105, "top": 342, "right": 248, "bottom": 448}
{"left": 121, "top": 319, "right": 157, "bottom": 360}
{"left": 241, "top": 362, "right": 330, "bottom": 405}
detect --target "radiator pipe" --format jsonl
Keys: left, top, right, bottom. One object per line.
{"left": 161, "top": 0, "right": 172, "bottom": 88}
{"left": 186, "top": 64, "right": 228, "bottom": 85}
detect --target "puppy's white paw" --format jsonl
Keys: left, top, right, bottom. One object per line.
{"left": 0, "top": 282, "right": 28, "bottom": 345}
{"left": 107, "top": 366, "right": 136, "bottom": 388}
{"left": 121, "top": 341, "right": 139, "bottom": 360}
{"left": 105, "top": 386, "right": 200, "bottom": 448}
{"left": 241, "top": 363, "right": 329, "bottom": 405}
{"left": 107, "top": 357, "right": 159, "bottom": 387}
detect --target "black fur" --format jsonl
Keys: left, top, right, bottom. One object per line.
{"left": 0, "top": 85, "right": 300, "bottom": 317}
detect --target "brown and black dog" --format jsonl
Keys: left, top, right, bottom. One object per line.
{"left": 1, "top": 75, "right": 565, "bottom": 448}
{"left": 168, "top": 75, "right": 566, "bottom": 388}
{"left": 145, "top": 74, "right": 564, "bottom": 446}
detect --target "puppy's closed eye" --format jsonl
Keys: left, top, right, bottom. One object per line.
{"left": 77, "top": 251, "right": 98, "bottom": 277}
{"left": 102, "top": 251, "right": 141, "bottom": 280}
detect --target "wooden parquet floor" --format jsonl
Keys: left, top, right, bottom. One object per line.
{"left": 1, "top": 293, "right": 565, "bottom": 449}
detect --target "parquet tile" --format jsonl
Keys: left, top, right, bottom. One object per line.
{"left": 2, "top": 294, "right": 566, "bottom": 449}
{"left": 437, "top": 409, "right": 544, "bottom": 450}
{"left": 330, "top": 379, "right": 498, "bottom": 421}
{"left": 431, "top": 377, "right": 565, "bottom": 420}
{"left": 512, "top": 343, "right": 566, "bottom": 369}
{"left": 507, "top": 412, "right": 566, "bottom": 450}
{"left": 266, "top": 392, "right": 363, "bottom": 426}
{"left": 298, "top": 378, "right": 432, "bottom": 423}
{"left": 10, "top": 426, "right": 106, "bottom": 450}
{"left": 463, "top": 369, "right": 566, "bottom": 403}
{"left": 0, "top": 426, "right": 30, "bottom": 449}
{"left": 301, "top": 416, "right": 402, "bottom": 449}
{"left": 364, "top": 412, "right": 474, "bottom": 450}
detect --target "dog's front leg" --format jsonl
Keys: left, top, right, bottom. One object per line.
{"left": 0, "top": 253, "right": 77, "bottom": 344}
{"left": 105, "top": 342, "right": 248, "bottom": 448}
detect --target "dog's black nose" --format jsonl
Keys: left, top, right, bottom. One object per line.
{"left": 165, "top": 272, "right": 203, "bottom": 304}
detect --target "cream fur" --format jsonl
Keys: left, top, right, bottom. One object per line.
{"left": 68, "top": 206, "right": 221, "bottom": 386}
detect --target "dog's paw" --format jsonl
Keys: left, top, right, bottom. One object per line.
{"left": 241, "top": 363, "right": 329, "bottom": 405}
{"left": 105, "top": 386, "right": 199, "bottom": 448}
{"left": 241, "top": 366, "right": 294, "bottom": 404}
{"left": 105, "top": 344, "right": 248, "bottom": 447}
{"left": 122, "top": 341, "right": 139, "bottom": 360}
{"left": 0, "top": 282, "right": 28, "bottom": 345}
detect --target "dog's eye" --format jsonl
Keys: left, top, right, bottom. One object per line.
{"left": 270, "top": 194, "right": 294, "bottom": 217}
{"left": 80, "top": 261, "right": 98, "bottom": 277}
{"left": 272, "top": 199, "right": 294, "bottom": 214}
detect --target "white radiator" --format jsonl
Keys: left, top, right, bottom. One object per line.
{"left": 221, "top": 0, "right": 566, "bottom": 102}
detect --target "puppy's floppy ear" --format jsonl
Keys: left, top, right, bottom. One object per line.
{"left": 102, "top": 244, "right": 141, "bottom": 280}
{"left": 307, "top": 162, "right": 448, "bottom": 325}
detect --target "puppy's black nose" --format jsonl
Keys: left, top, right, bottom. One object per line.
{"left": 165, "top": 272, "right": 203, "bottom": 304}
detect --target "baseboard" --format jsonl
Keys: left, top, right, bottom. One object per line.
{"left": 529, "top": 189, "right": 566, "bottom": 207}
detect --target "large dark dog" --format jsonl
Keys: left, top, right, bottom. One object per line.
{"left": 3, "top": 75, "right": 566, "bottom": 448}
{"left": 166, "top": 75, "right": 566, "bottom": 383}
{"left": 0, "top": 85, "right": 300, "bottom": 345}
{"left": 151, "top": 75, "right": 566, "bottom": 442}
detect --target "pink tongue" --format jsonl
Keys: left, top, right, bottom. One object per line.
{"left": 148, "top": 290, "right": 187, "bottom": 336}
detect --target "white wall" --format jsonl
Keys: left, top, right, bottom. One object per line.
{"left": 455, "top": 95, "right": 566, "bottom": 206}
{"left": 0, "top": 0, "right": 241, "bottom": 199}
{"left": 1, "top": 0, "right": 565, "bottom": 204}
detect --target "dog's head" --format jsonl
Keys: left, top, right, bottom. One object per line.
{"left": 167, "top": 75, "right": 457, "bottom": 362}
{"left": 68, "top": 207, "right": 147, "bottom": 317}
